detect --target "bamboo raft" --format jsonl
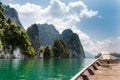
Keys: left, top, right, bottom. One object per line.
{"left": 71, "top": 55, "right": 120, "bottom": 80}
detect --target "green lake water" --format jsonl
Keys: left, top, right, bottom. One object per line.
{"left": 0, "top": 58, "right": 94, "bottom": 80}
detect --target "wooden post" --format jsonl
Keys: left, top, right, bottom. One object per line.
{"left": 96, "top": 61, "right": 101, "bottom": 66}
{"left": 88, "top": 69, "right": 94, "bottom": 75}
{"left": 81, "top": 75, "right": 89, "bottom": 80}
{"left": 92, "top": 64, "right": 98, "bottom": 70}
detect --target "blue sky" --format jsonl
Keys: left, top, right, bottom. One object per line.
{"left": 1, "top": 0, "right": 120, "bottom": 54}
{"left": 78, "top": 0, "right": 120, "bottom": 40}
{"left": 2, "top": 0, "right": 120, "bottom": 40}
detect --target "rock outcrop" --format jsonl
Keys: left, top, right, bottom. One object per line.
{"left": 4, "top": 5, "right": 22, "bottom": 27}
{"left": 61, "top": 29, "right": 85, "bottom": 58}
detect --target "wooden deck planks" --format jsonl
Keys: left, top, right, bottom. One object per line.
{"left": 89, "top": 62, "right": 120, "bottom": 80}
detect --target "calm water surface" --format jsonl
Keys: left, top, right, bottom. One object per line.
{"left": 0, "top": 58, "right": 94, "bottom": 80}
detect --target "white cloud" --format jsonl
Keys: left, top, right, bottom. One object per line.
{"left": 68, "top": 1, "right": 98, "bottom": 18}
{"left": 9, "top": 0, "right": 98, "bottom": 30}
{"left": 49, "top": 0, "right": 67, "bottom": 18}
{"left": 68, "top": 1, "right": 86, "bottom": 16}
{"left": 118, "top": 37, "right": 120, "bottom": 40}
{"left": 10, "top": 3, "right": 41, "bottom": 15}
{"left": 80, "top": 9, "right": 98, "bottom": 18}
{"left": 95, "top": 37, "right": 120, "bottom": 54}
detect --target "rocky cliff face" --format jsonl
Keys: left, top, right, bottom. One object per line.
{"left": 27, "top": 24, "right": 40, "bottom": 53}
{"left": 4, "top": 5, "right": 22, "bottom": 27}
{"left": 61, "top": 29, "right": 85, "bottom": 58}
{"left": 38, "top": 23, "right": 60, "bottom": 47}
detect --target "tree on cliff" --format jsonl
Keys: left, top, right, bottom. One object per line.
{"left": 52, "top": 39, "right": 70, "bottom": 58}
{"left": 43, "top": 46, "right": 54, "bottom": 58}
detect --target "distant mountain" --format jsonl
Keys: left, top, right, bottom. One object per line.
{"left": 61, "top": 29, "right": 85, "bottom": 58}
{"left": 37, "top": 23, "right": 60, "bottom": 46}
{"left": 4, "top": 5, "right": 22, "bottom": 27}
{"left": 85, "top": 51, "right": 95, "bottom": 58}
{"left": 27, "top": 23, "right": 60, "bottom": 53}
{"left": 111, "top": 53, "right": 120, "bottom": 58}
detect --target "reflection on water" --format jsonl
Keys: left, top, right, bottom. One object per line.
{"left": 0, "top": 58, "right": 94, "bottom": 80}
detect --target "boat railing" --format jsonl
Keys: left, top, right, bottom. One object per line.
{"left": 71, "top": 59, "right": 100, "bottom": 80}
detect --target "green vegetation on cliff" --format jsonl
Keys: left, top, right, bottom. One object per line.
{"left": 52, "top": 39, "right": 70, "bottom": 58}
{"left": 0, "top": 2, "right": 35, "bottom": 56}
{"left": 44, "top": 46, "right": 54, "bottom": 58}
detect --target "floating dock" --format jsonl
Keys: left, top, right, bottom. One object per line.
{"left": 71, "top": 55, "right": 120, "bottom": 80}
